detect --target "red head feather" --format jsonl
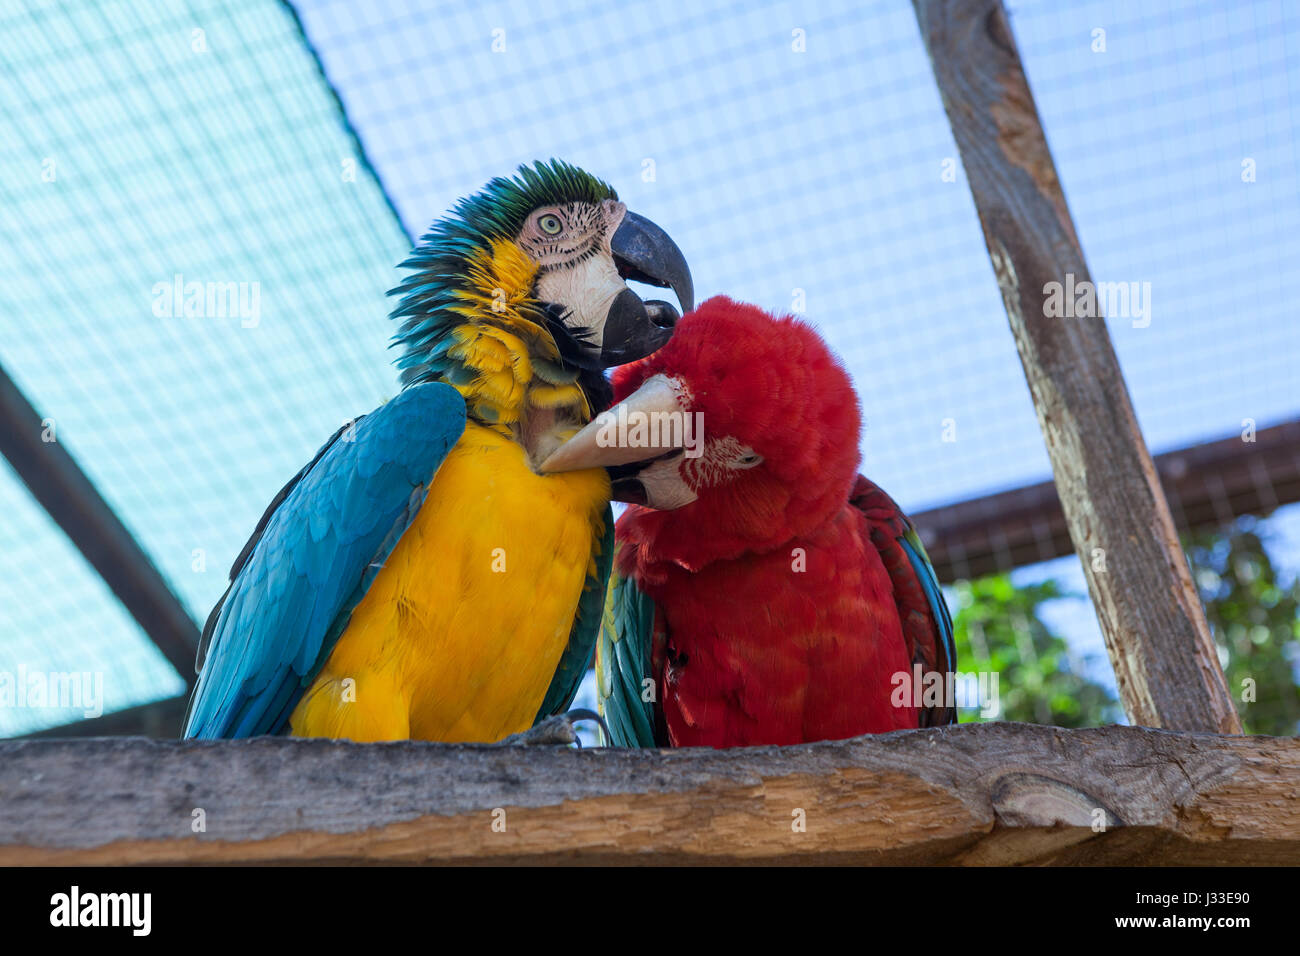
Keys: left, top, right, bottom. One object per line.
{"left": 613, "top": 296, "right": 862, "bottom": 574}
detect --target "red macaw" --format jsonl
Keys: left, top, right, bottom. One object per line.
{"left": 541, "top": 296, "right": 956, "bottom": 747}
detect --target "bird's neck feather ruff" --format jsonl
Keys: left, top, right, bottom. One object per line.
{"left": 615, "top": 470, "right": 856, "bottom": 586}
{"left": 391, "top": 238, "right": 596, "bottom": 457}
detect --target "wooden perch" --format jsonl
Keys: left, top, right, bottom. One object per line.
{"left": 1, "top": 723, "right": 1295, "bottom": 865}
{"left": 913, "top": 0, "right": 1239, "bottom": 733}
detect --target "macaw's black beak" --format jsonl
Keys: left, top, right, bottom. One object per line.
{"left": 603, "top": 211, "right": 694, "bottom": 368}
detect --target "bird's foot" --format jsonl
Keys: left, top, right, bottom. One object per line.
{"left": 496, "top": 709, "right": 608, "bottom": 747}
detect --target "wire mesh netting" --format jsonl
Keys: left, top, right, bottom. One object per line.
{"left": 0, "top": 0, "right": 409, "bottom": 733}
{"left": 294, "top": 0, "right": 1300, "bottom": 506}
{"left": 993, "top": 0, "right": 1300, "bottom": 702}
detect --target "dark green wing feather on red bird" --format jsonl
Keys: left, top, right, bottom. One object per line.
{"left": 598, "top": 556, "right": 666, "bottom": 747}
{"left": 850, "top": 474, "right": 958, "bottom": 728}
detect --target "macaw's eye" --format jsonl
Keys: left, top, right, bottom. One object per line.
{"left": 538, "top": 214, "right": 563, "bottom": 235}
{"left": 735, "top": 451, "right": 763, "bottom": 469}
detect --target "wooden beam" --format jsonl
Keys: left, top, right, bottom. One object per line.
{"left": 22, "top": 696, "right": 187, "bottom": 740}
{"left": 912, "top": 420, "right": 1300, "bottom": 582}
{"left": 0, "top": 724, "right": 1294, "bottom": 865}
{"left": 912, "top": 0, "right": 1239, "bottom": 733}
{"left": 0, "top": 362, "right": 199, "bottom": 684}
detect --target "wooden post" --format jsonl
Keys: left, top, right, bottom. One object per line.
{"left": 912, "top": 0, "right": 1240, "bottom": 732}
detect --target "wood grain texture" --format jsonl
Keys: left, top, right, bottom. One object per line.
{"left": 912, "top": 0, "right": 1239, "bottom": 732}
{"left": 1, "top": 724, "right": 1295, "bottom": 865}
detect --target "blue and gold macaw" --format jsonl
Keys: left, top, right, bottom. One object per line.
{"left": 183, "top": 160, "right": 693, "bottom": 742}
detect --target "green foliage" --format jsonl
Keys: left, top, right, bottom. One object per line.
{"left": 950, "top": 514, "right": 1300, "bottom": 735}
{"left": 952, "top": 574, "right": 1121, "bottom": 727}
{"left": 1184, "top": 516, "right": 1300, "bottom": 736}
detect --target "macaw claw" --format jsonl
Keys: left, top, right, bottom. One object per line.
{"left": 496, "top": 709, "right": 609, "bottom": 747}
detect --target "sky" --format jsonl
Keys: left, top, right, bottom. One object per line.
{"left": 0, "top": 0, "right": 1297, "bottom": 732}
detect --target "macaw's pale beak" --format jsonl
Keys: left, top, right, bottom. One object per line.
{"left": 539, "top": 374, "right": 688, "bottom": 474}
{"left": 603, "top": 212, "right": 694, "bottom": 367}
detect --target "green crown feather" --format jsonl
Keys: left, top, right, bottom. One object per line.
{"left": 388, "top": 159, "right": 617, "bottom": 388}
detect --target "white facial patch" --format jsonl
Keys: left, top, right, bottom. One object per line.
{"left": 635, "top": 452, "right": 699, "bottom": 510}
{"left": 533, "top": 252, "right": 627, "bottom": 352}
{"left": 682, "top": 435, "right": 755, "bottom": 488}
{"left": 520, "top": 199, "right": 629, "bottom": 352}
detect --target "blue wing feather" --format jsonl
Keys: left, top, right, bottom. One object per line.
{"left": 183, "top": 383, "right": 466, "bottom": 738}
{"left": 900, "top": 526, "right": 958, "bottom": 726}
{"left": 900, "top": 527, "right": 957, "bottom": 679}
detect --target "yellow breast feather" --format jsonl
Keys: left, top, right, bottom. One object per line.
{"left": 290, "top": 424, "right": 609, "bottom": 741}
